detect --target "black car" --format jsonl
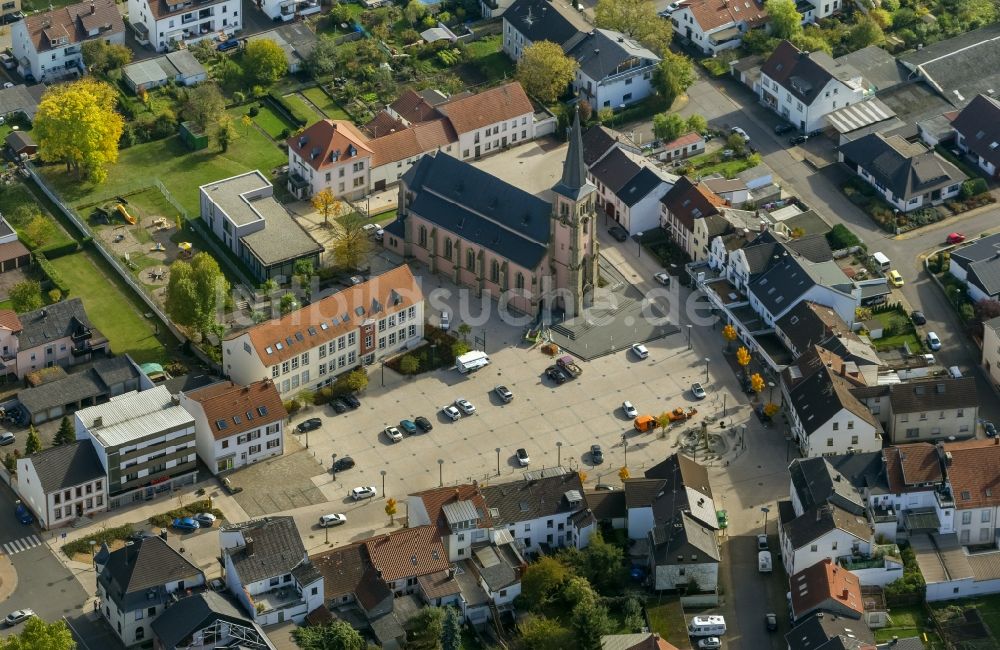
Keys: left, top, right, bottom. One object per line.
{"left": 774, "top": 123, "right": 794, "bottom": 135}
{"left": 296, "top": 418, "right": 322, "bottom": 433}
{"left": 415, "top": 416, "right": 433, "bottom": 432}
{"left": 911, "top": 310, "right": 927, "bottom": 325}
{"left": 333, "top": 456, "right": 355, "bottom": 471}
{"left": 342, "top": 394, "right": 361, "bottom": 409}
{"left": 608, "top": 225, "right": 628, "bottom": 242}
{"left": 789, "top": 134, "right": 808, "bottom": 145}
{"left": 330, "top": 399, "right": 348, "bottom": 414}
{"left": 590, "top": 444, "right": 604, "bottom": 465}
{"left": 986, "top": 422, "right": 998, "bottom": 438}
{"left": 765, "top": 613, "right": 778, "bottom": 632}
{"left": 546, "top": 366, "right": 568, "bottom": 384}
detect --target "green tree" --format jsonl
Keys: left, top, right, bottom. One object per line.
{"left": 0, "top": 617, "right": 75, "bottom": 650}
{"left": 520, "top": 556, "right": 570, "bottom": 609}
{"left": 54, "top": 416, "right": 76, "bottom": 446}
{"left": 406, "top": 607, "right": 444, "bottom": 649}
{"left": 727, "top": 132, "right": 746, "bottom": 154}
{"left": 166, "top": 253, "right": 230, "bottom": 330}
{"left": 441, "top": 606, "right": 461, "bottom": 650}
{"left": 571, "top": 598, "right": 613, "bottom": 649}
{"left": 652, "top": 112, "right": 687, "bottom": 142}
{"left": 457, "top": 322, "right": 471, "bottom": 340}
{"left": 343, "top": 368, "right": 369, "bottom": 393}
{"left": 451, "top": 340, "right": 470, "bottom": 358}
{"left": 846, "top": 15, "right": 884, "bottom": 50}
{"left": 594, "top": 0, "right": 670, "bottom": 51}
{"left": 9, "top": 280, "right": 43, "bottom": 313}
{"left": 215, "top": 117, "right": 237, "bottom": 152}
{"left": 183, "top": 83, "right": 226, "bottom": 132}
{"left": 332, "top": 211, "right": 372, "bottom": 269}
{"left": 34, "top": 78, "right": 123, "bottom": 183}
{"left": 562, "top": 575, "right": 598, "bottom": 606}
{"left": 655, "top": 50, "right": 696, "bottom": 106}
{"left": 279, "top": 293, "right": 299, "bottom": 315}
{"left": 243, "top": 39, "right": 288, "bottom": 86}
{"left": 82, "top": 40, "right": 133, "bottom": 74}
{"left": 516, "top": 41, "right": 578, "bottom": 103}
{"left": 307, "top": 35, "right": 339, "bottom": 78}
{"left": 687, "top": 113, "right": 708, "bottom": 134}
{"left": 765, "top": 0, "right": 804, "bottom": 41}
{"left": 165, "top": 261, "right": 199, "bottom": 328}
{"left": 399, "top": 354, "right": 420, "bottom": 375}
{"left": 24, "top": 425, "right": 41, "bottom": 456}
{"left": 517, "top": 615, "right": 575, "bottom": 650}
{"left": 23, "top": 215, "right": 56, "bottom": 249}
{"left": 956, "top": 0, "right": 998, "bottom": 27}
{"left": 405, "top": 0, "right": 427, "bottom": 24}
{"left": 622, "top": 596, "right": 643, "bottom": 632}
{"left": 573, "top": 532, "right": 624, "bottom": 593}
{"left": 291, "top": 620, "right": 366, "bottom": 650}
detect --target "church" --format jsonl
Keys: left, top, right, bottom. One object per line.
{"left": 382, "top": 111, "right": 600, "bottom": 317}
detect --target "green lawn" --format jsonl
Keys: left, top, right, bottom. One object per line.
{"left": 871, "top": 309, "right": 923, "bottom": 352}
{"left": 463, "top": 35, "right": 514, "bottom": 82}
{"left": 0, "top": 182, "right": 76, "bottom": 250}
{"left": 371, "top": 209, "right": 397, "bottom": 224}
{"left": 933, "top": 594, "right": 1000, "bottom": 644}
{"left": 687, "top": 151, "right": 759, "bottom": 179}
{"left": 645, "top": 598, "right": 691, "bottom": 649}
{"left": 874, "top": 605, "right": 943, "bottom": 647}
{"left": 246, "top": 103, "right": 296, "bottom": 139}
{"left": 48, "top": 253, "right": 169, "bottom": 364}
{"left": 40, "top": 120, "right": 287, "bottom": 216}
{"left": 283, "top": 92, "right": 325, "bottom": 122}
{"left": 301, "top": 86, "right": 351, "bottom": 121}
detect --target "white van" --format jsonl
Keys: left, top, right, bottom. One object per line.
{"left": 872, "top": 251, "right": 891, "bottom": 271}
{"left": 948, "top": 366, "right": 963, "bottom": 379}
{"left": 688, "top": 615, "right": 727, "bottom": 637}
{"left": 455, "top": 350, "right": 490, "bottom": 374}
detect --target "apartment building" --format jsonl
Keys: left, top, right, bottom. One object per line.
{"left": 128, "top": 0, "right": 241, "bottom": 53}
{"left": 256, "top": 0, "right": 320, "bottom": 23}
{"left": 222, "top": 265, "right": 423, "bottom": 397}
{"left": 74, "top": 386, "right": 197, "bottom": 505}
{"left": 11, "top": 298, "right": 109, "bottom": 380}
{"left": 12, "top": 0, "right": 124, "bottom": 82}
{"left": 16, "top": 440, "right": 106, "bottom": 529}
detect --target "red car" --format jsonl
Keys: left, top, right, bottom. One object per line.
{"left": 947, "top": 232, "right": 966, "bottom": 244}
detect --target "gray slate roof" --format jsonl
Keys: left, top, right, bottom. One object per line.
{"left": 400, "top": 152, "right": 552, "bottom": 269}
{"left": 582, "top": 125, "right": 634, "bottom": 167}
{"left": 151, "top": 591, "right": 275, "bottom": 650}
{"left": 649, "top": 512, "right": 720, "bottom": 565}
{"left": 567, "top": 29, "right": 659, "bottom": 82}
{"left": 786, "top": 363, "right": 879, "bottom": 436}
{"left": 618, "top": 167, "right": 665, "bottom": 207}
{"left": 899, "top": 22, "right": 1000, "bottom": 109}
{"left": 888, "top": 377, "right": 978, "bottom": 413}
{"left": 24, "top": 439, "right": 104, "bottom": 493}
{"left": 224, "top": 516, "right": 321, "bottom": 586}
{"left": 783, "top": 504, "right": 872, "bottom": 549}
{"left": 19, "top": 356, "right": 140, "bottom": 415}
{"left": 18, "top": 298, "right": 100, "bottom": 350}
{"left": 97, "top": 536, "right": 203, "bottom": 612}
{"left": 762, "top": 40, "right": 864, "bottom": 107}
{"left": 950, "top": 94, "right": 1000, "bottom": 170}
{"left": 968, "top": 256, "right": 1000, "bottom": 298}
{"left": 835, "top": 45, "right": 907, "bottom": 93}
{"left": 786, "top": 612, "right": 875, "bottom": 650}
{"left": 503, "top": 0, "right": 589, "bottom": 52}
{"left": 589, "top": 147, "right": 644, "bottom": 194}
{"left": 0, "top": 83, "right": 45, "bottom": 120}
{"left": 948, "top": 233, "right": 1000, "bottom": 270}
{"left": 839, "top": 133, "right": 965, "bottom": 201}
{"left": 789, "top": 456, "right": 879, "bottom": 517}
{"left": 480, "top": 471, "right": 586, "bottom": 525}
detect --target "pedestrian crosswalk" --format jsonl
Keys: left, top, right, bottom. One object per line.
{"left": 2, "top": 534, "right": 42, "bottom": 556}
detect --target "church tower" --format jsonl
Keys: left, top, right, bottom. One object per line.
{"left": 549, "top": 108, "right": 599, "bottom": 318}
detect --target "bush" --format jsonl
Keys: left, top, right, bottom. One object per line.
{"left": 62, "top": 523, "right": 135, "bottom": 557}
{"left": 961, "top": 177, "right": 988, "bottom": 199}
{"left": 35, "top": 252, "right": 70, "bottom": 295}
{"left": 826, "top": 223, "right": 862, "bottom": 250}
{"left": 266, "top": 91, "right": 307, "bottom": 127}
{"left": 248, "top": 104, "right": 260, "bottom": 118}
{"left": 37, "top": 240, "right": 80, "bottom": 259}
{"left": 284, "top": 399, "right": 302, "bottom": 415}
{"left": 148, "top": 499, "right": 223, "bottom": 529}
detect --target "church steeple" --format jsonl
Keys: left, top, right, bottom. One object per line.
{"left": 552, "top": 107, "right": 595, "bottom": 201}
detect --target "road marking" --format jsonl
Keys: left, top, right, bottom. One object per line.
{"left": 2, "top": 534, "right": 41, "bottom": 555}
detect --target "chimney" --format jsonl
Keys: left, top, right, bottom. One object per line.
{"left": 840, "top": 364, "right": 846, "bottom": 377}
{"left": 842, "top": 588, "right": 850, "bottom": 599}
{"left": 90, "top": 1, "right": 96, "bottom": 13}
{"left": 245, "top": 536, "right": 254, "bottom": 557}
{"left": 93, "top": 416, "right": 103, "bottom": 428}
{"left": 124, "top": 540, "right": 135, "bottom": 566}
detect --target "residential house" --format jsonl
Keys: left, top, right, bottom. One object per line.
{"left": 151, "top": 591, "right": 277, "bottom": 650}
{"left": 247, "top": 22, "right": 317, "bottom": 74}
{"left": 406, "top": 483, "right": 495, "bottom": 563}
{"left": 952, "top": 93, "right": 1000, "bottom": 178}
{"left": 701, "top": 177, "right": 749, "bottom": 205}
{"left": 779, "top": 502, "right": 874, "bottom": 576}
{"left": 0, "top": 216, "right": 30, "bottom": 277}
{"left": 127, "top": 0, "right": 241, "bottom": 53}
{"left": 364, "top": 526, "right": 451, "bottom": 598}
{"left": 942, "top": 438, "right": 1000, "bottom": 546}
{"left": 256, "top": 0, "right": 320, "bottom": 23}
{"left": 781, "top": 350, "right": 882, "bottom": 457}
{"left": 880, "top": 443, "right": 953, "bottom": 537}
{"left": 799, "top": 0, "right": 844, "bottom": 22}
{"left": 311, "top": 541, "right": 393, "bottom": 616}
{"left": 0, "top": 0, "right": 19, "bottom": 23}
{"left": 436, "top": 81, "right": 536, "bottom": 160}
{"left": 286, "top": 118, "right": 375, "bottom": 200}
{"left": 95, "top": 536, "right": 206, "bottom": 648}
{"left": 759, "top": 40, "right": 871, "bottom": 133}
{"left": 775, "top": 301, "right": 862, "bottom": 361}
{"left": 5, "top": 131, "right": 36, "bottom": 159}
{"left": 200, "top": 170, "right": 323, "bottom": 282}
{"left": 947, "top": 233, "right": 1000, "bottom": 302}
{"left": 589, "top": 147, "right": 673, "bottom": 235}
{"left": 839, "top": 132, "right": 965, "bottom": 213}
{"left": 660, "top": 176, "right": 726, "bottom": 260}
{"left": 12, "top": 0, "right": 124, "bottom": 82}
{"left": 19, "top": 355, "right": 148, "bottom": 425}
{"left": 790, "top": 559, "right": 863, "bottom": 622}
{"left": 0, "top": 83, "right": 46, "bottom": 122}
{"left": 221, "top": 265, "right": 424, "bottom": 397}
{"left": 655, "top": 131, "right": 706, "bottom": 163}
{"left": 669, "top": 0, "right": 768, "bottom": 56}
{"left": 384, "top": 111, "right": 598, "bottom": 318}
{"left": 600, "top": 633, "right": 680, "bottom": 650}
{"left": 178, "top": 379, "right": 287, "bottom": 475}
{"left": 785, "top": 612, "right": 874, "bottom": 650}
{"left": 501, "top": 0, "right": 589, "bottom": 61}
{"left": 627, "top": 453, "right": 717, "bottom": 540}
{"left": 855, "top": 378, "right": 978, "bottom": 444}
{"left": 220, "top": 516, "right": 324, "bottom": 625}
{"left": 567, "top": 29, "right": 660, "bottom": 110}
{"left": 647, "top": 512, "right": 720, "bottom": 592}
{"left": 12, "top": 298, "right": 108, "bottom": 380}
{"left": 983, "top": 316, "right": 1000, "bottom": 388}
{"left": 15, "top": 439, "right": 106, "bottom": 529}
{"left": 121, "top": 50, "right": 207, "bottom": 92}
{"left": 74, "top": 386, "right": 198, "bottom": 503}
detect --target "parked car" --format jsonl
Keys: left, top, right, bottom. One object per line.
{"left": 774, "top": 122, "right": 794, "bottom": 135}
{"left": 172, "top": 517, "right": 200, "bottom": 532}
{"left": 986, "top": 421, "right": 998, "bottom": 438}
{"left": 927, "top": 331, "right": 942, "bottom": 351}
{"left": 455, "top": 399, "right": 476, "bottom": 415}
{"left": 414, "top": 416, "right": 433, "bottom": 432}
{"left": 765, "top": 613, "right": 778, "bottom": 632}
{"left": 789, "top": 134, "right": 808, "bottom": 145}
{"left": 697, "top": 638, "right": 721, "bottom": 649}
{"left": 546, "top": 365, "right": 569, "bottom": 384}
{"left": 947, "top": 232, "right": 966, "bottom": 244}
{"left": 350, "top": 486, "right": 378, "bottom": 500}
{"left": 494, "top": 385, "right": 514, "bottom": 403}
{"left": 440, "top": 311, "right": 450, "bottom": 331}
{"left": 516, "top": 448, "right": 530, "bottom": 467}
{"left": 216, "top": 38, "right": 239, "bottom": 52}
{"left": 4, "top": 610, "right": 34, "bottom": 627}
{"left": 730, "top": 126, "right": 750, "bottom": 141}
{"left": 297, "top": 418, "right": 322, "bottom": 433}
{"left": 330, "top": 399, "right": 348, "bottom": 414}
{"left": 911, "top": 310, "right": 927, "bottom": 325}
{"left": 653, "top": 271, "right": 671, "bottom": 285}
{"left": 622, "top": 401, "right": 638, "bottom": 418}
{"left": 333, "top": 456, "right": 355, "bottom": 471}
{"left": 384, "top": 426, "right": 403, "bottom": 442}
{"left": 0, "top": 431, "right": 14, "bottom": 446}
{"left": 442, "top": 405, "right": 461, "bottom": 421}
{"left": 342, "top": 394, "right": 361, "bottom": 409}
{"left": 590, "top": 444, "right": 604, "bottom": 465}
{"left": 193, "top": 513, "right": 216, "bottom": 527}
{"left": 691, "top": 382, "right": 707, "bottom": 399}
{"left": 595, "top": 484, "right": 616, "bottom": 491}
{"left": 608, "top": 225, "right": 628, "bottom": 242}
{"left": 319, "top": 513, "right": 347, "bottom": 527}
{"left": 888, "top": 269, "right": 904, "bottom": 287}
{"left": 631, "top": 343, "right": 649, "bottom": 359}
{"left": 14, "top": 502, "right": 32, "bottom": 525}
{"left": 399, "top": 419, "right": 418, "bottom": 435}
{"left": 757, "top": 534, "right": 768, "bottom": 550}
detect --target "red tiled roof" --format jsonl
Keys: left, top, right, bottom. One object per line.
{"left": 660, "top": 176, "right": 726, "bottom": 233}
{"left": 684, "top": 0, "right": 768, "bottom": 32}
{"left": 883, "top": 444, "right": 943, "bottom": 494}
{"left": 661, "top": 131, "right": 704, "bottom": 151}
{"left": 287, "top": 119, "right": 374, "bottom": 172}
{"left": 24, "top": 0, "right": 124, "bottom": 55}
{"left": 790, "top": 558, "right": 863, "bottom": 619}
{"left": 368, "top": 118, "right": 457, "bottom": 167}
{"left": 944, "top": 438, "right": 1000, "bottom": 509}
{"left": 365, "top": 526, "right": 449, "bottom": 582}
{"left": 363, "top": 110, "right": 407, "bottom": 138}
{"left": 411, "top": 484, "right": 493, "bottom": 540}
{"left": 0, "top": 309, "right": 22, "bottom": 332}
{"left": 230, "top": 265, "right": 422, "bottom": 365}
{"left": 388, "top": 89, "right": 442, "bottom": 124}
{"left": 184, "top": 379, "right": 286, "bottom": 440}
{"left": 437, "top": 82, "right": 534, "bottom": 135}
{"left": 416, "top": 569, "right": 461, "bottom": 600}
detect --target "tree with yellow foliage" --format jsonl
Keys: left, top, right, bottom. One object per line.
{"left": 35, "top": 78, "right": 124, "bottom": 183}
{"left": 750, "top": 373, "right": 766, "bottom": 394}
{"left": 618, "top": 466, "right": 630, "bottom": 481}
{"left": 722, "top": 323, "right": 737, "bottom": 351}
{"left": 736, "top": 346, "right": 751, "bottom": 370}
{"left": 385, "top": 497, "right": 397, "bottom": 524}
{"left": 578, "top": 471, "right": 588, "bottom": 484}
{"left": 311, "top": 188, "right": 342, "bottom": 227}
{"left": 763, "top": 402, "right": 780, "bottom": 418}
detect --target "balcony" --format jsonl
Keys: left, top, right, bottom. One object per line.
{"left": 252, "top": 586, "right": 303, "bottom": 614}
{"left": 935, "top": 488, "right": 955, "bottom": 509}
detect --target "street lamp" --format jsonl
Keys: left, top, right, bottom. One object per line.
{"left": 331, "top": 453, "right": 338, "bottom": 481}
{"left": 636, "top": 232, "right": 644, "bottom": 258}
{"left": 622, "top": 434, "right": 628, "bottom": 468}
{"left": 704, "top": 357, "right": 710, "bottom": 383}
{"left": 687, "top": 324, "right": 692, "bottom": 350}
{"left": 89, "top": 540, "right": 96, "bottom": 566}
{"left": 438, "top": 459, "right": 444, "bottom": 487}
{"left": 556, "top": 441, "right": 563, "bottom": 467}
{"left": 495, "top": 447, "right": 501, "bottom": 476}
{"left": 380, "top": 469, "right": 386, "bottom": 499}
{"left": 768, "top": 381, "right": 776, "bottom": 404}
{"left": 761, "top": 506, "right": 771, "bottom": 537}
